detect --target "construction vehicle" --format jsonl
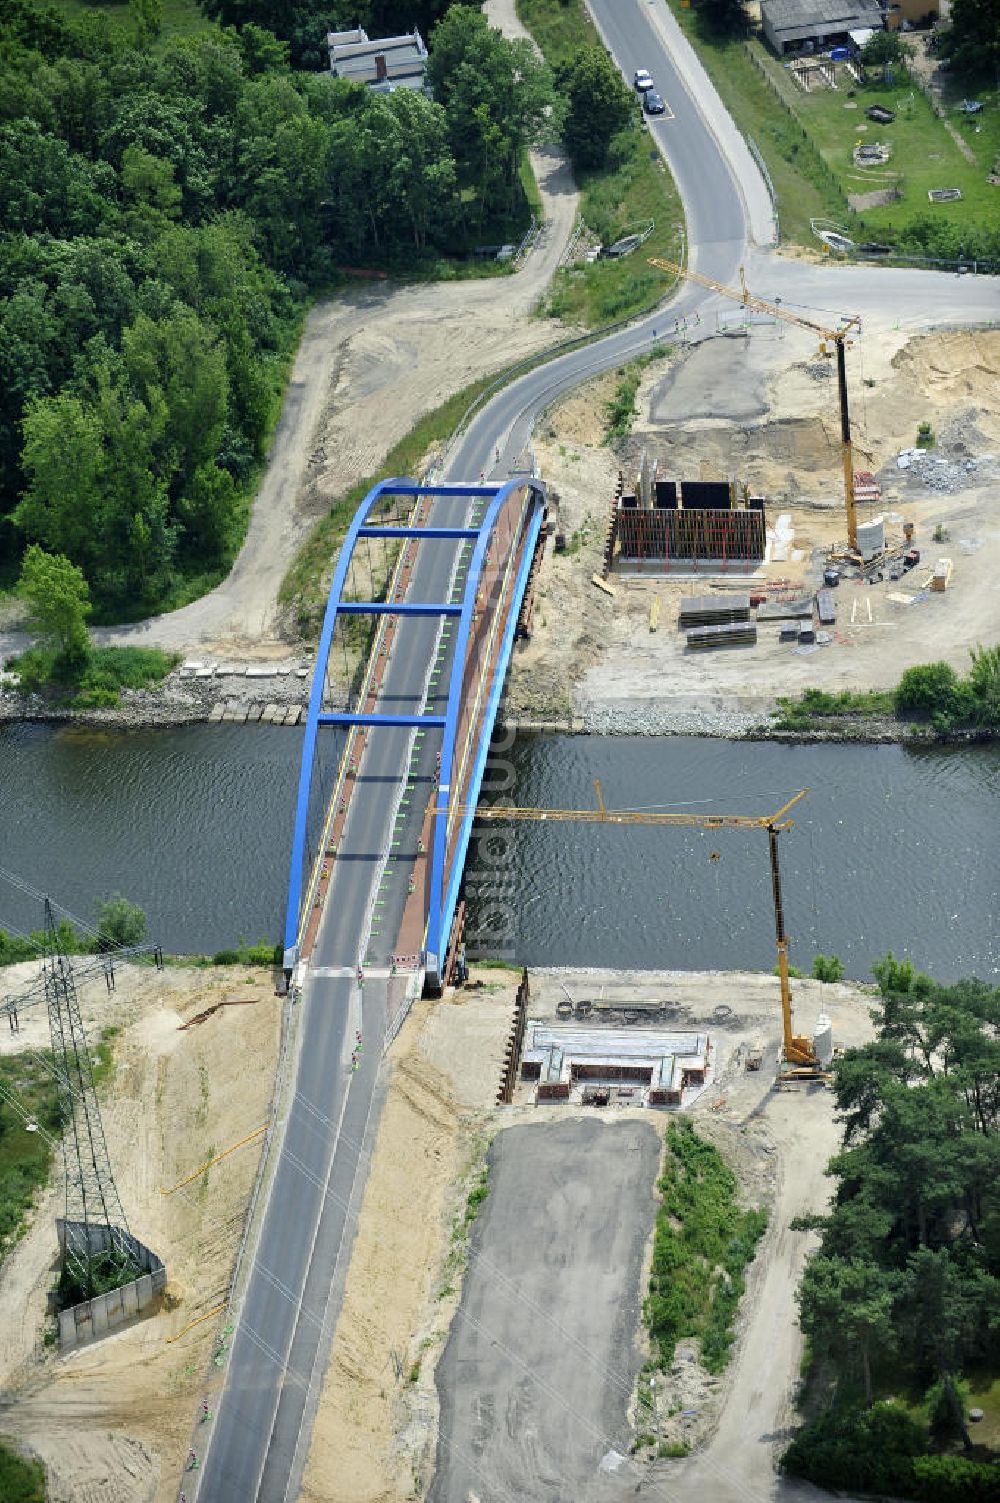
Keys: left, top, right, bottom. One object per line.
{"left": 648, "top": 256, "right": 863, "bottom": 555}
{"left": 442, "top": 783, "right": 830, "bottom": 1080}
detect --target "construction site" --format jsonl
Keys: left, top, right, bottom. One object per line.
{"left": 504, "top": 316, "right": 1000, "bottom": 730}
{"left": 0, "top": 953, "right": 875, "bottom": 1503}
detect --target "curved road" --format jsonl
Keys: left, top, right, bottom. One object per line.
{"left": 191, "top": 1, "right": 999, "bottom": 1499}
{"left": 196, "top": 9, "right": 759, "bottom": 1499}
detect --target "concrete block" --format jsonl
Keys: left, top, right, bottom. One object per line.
{"left": 195, "top": 667, "right": 215, "bottom": 679}
{"left": 58, "top": 1310, "right": 76, "bottom": 1351}
{"left": 246, "top": 666, "right": 276, "bottom": 679}
{"left": 262, "top": 704, "right": 280, "bottom": 723}
{"left": 285, "top": 706, "right": 301, "bottom": 725}
{"left": 208, "top": 704, "right": 225, "bottom": 723}
{"left": 245, "top": 704, "right": 262, "bottom": 722}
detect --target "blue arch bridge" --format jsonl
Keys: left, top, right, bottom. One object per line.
{"left": 283, "top": 472, "right": 546, "bottom": 994}
{"left": 197, "top": 473, "right": 548, "bottom": 1503}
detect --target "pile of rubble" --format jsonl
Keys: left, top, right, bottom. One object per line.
{"left": 892, "top": 449, "right": 995, "bottom": 494}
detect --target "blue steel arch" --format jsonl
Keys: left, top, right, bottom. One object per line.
{"left": 283, "top": 475, "right": 545, "bottom": 979}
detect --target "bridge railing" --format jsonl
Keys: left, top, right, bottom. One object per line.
{"left": 283, "top": 476, "right": 546, "bottom": 985}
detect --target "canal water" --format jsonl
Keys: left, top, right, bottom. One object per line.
{"left": 1, "top": 722, "right": 996, "bottom": 980}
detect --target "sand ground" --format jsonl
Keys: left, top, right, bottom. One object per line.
{"left": 0, "top": 963, "right": 282, "bottom": 1503}
{"left": 507, "top": 327, "right": 1000, "bottom": 724}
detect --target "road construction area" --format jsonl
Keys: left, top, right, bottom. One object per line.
{"left": 429, "top": 1117, "right": 661, "bottom": 1503}
{"left": 0, "top": 958, "right": 882, "bottom": 1503}
{"left": 508, "top": 326, "right": 1000, "bottom": 732}
{"left": 293, "top": 964, "right": 878, "bottom": 1503}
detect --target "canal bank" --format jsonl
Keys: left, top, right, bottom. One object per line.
{"left": 2, "top": 723, "right": 996, "bottom": 981}
{"left": 7, "top": 674, "right": 1000, "bottom": 746}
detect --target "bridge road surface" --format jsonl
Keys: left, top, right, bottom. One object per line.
{"left": 199, "top": 3, "right": 757, "bottom": 1493}
{"left": 197, "top": 489, "right": 481, "bottom": 1503}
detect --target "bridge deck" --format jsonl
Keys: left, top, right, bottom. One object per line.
{"left": 196, "top": 477, "right": 543, "bottom": 1502}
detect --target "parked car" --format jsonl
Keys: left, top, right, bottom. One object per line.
{"left": 644, "top": 90, "right": 666, "bottom": 115}
{"left": 634, "top": 68, "right": 654, "bottom": 91}
{"left": 865, "top": 104, "right": 895, "bottom": 123}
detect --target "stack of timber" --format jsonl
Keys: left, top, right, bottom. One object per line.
{"left": 756, "top": 597, "right": 813, "bottom": 623}
{"left": 601, "top": 472, "right": 624, "bottom": 578}
{"left": 678, "top": 594, "right": 751, "bottom": 628}
{"left": 686, "top": 621, "right": 758, "bottom": 650}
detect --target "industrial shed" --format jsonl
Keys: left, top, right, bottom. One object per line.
{"left": 761, "top": 0, "right": 884, "bottom": 54}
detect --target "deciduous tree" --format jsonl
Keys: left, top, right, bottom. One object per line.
{"left": 18, "top": 545, "right": 92, "bottom": 668}
{"left": 558, "top": 46, "right": 633, "bottom": 170}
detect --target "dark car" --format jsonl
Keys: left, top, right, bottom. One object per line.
{"left": 644, "top": 90, "right": 666, "bottom": 115}
{"left": 865, "top": 104, "right": 895, "bottom": 124}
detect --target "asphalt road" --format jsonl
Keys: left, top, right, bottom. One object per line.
{"left": 448, "top": 0, "right": 999, "bottom": 488}
{"left": 447, "top": 0, "right": 751, "bottom": 485}
{"left": 195, "top": 0, "right": 1000, "bottom": 1492}
{"left": 428, "top": 1118, "right": 662, "bottom": 1503}
{"left": 197, "top": 493, "right": 474, "bottom": 1502}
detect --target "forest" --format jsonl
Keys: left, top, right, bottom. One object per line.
{"left": 785, "top": 957, "right": 1000, "bottom": 1501}
{"left": 0, "top": 0, "right": 553, "bottom": 618}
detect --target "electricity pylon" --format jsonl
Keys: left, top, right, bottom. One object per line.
{"left": 41, "top": 899, "right": 134, "bottom": 1298}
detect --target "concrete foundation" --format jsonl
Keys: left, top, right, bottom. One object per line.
{"left": 520, "top": 1021, "right": 710, "bottom": 1108}
{"left": 56, "top": 1219, "right": 166, "bottom": 1352}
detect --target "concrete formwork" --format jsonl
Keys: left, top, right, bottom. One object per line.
{"left": 617, "top": 506, "right": 766, "bottom": 566}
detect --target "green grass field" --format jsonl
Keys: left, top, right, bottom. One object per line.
{"left": 666, "top": 4, "right": 1000, "bottom": 253}
{"left": 783, "top": 60, "right": 1000, "bottom": 244}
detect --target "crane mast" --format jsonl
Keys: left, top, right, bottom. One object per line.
{"left": 648, "top": 255, "right": 861, "bottom": 552}
{"left": 442, "top": 784, "right": 826, "bottom": 1076}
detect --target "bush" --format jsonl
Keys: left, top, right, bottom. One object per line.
{"left": 782, "top": 1401, "right": 925, "bottom": 1496}
{"left": 911, "top": 1454, "right": 1000, "bottom": 1502}
{"left": 94, "top": 895, "right": 148, "bottom": 950}
{"left": 7, "top": 643, "right": 177, "bottom": 707}
{"left": 895, "top": 662, "right": 964, "bottom": 717}
{"left": 646, "top": 1120, "right": 767, "bottom": 1372}
{"left": 812, "top": 953, "right": 844, "bottom": 983}
{"left": 0, "top": 1441, "right": 46, "bottom": 1503}
{"left": 211, "top": 941, "right": 281, "bottom": 966}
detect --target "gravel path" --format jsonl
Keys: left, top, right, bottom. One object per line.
{"left": 0, "top": 96, "right": 579, "bottom": 665}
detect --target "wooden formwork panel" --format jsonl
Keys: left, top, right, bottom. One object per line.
{"left": 617, "top": 507, "right": 766, "bottom": 564}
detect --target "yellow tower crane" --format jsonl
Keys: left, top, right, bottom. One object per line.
{"left": 445, "top": 784, "right": 827, "bottom": 1077}
{"left": 647, "top": 256, "right": 863, "bottom": 554}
